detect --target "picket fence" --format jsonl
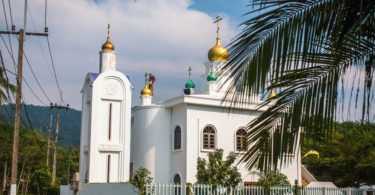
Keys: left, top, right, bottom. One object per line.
{"left": 145, "top": 184, "right": 371, "bottom": 195}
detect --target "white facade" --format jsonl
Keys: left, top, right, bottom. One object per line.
{"left": 80, "top": 29, "right": 301, "bottom": 186}
{"left": 79, "top": 39, "right": 132, "bottom": 183}
{"left": 130, "top": 60, "right": 301, "bottom": 185}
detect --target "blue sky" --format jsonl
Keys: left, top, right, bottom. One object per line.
{"left": 0, "top": 0, "right": 251, "bottom": 110}
{"left": 190, "top": 0, "right": 250, "bottom": 23}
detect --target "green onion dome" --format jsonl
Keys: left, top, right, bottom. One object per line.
{"left": 185, "top": 79, "right": 195, "bottom": 89}
{"left": 207, "top": 72, "right": 218, "bottom": 81}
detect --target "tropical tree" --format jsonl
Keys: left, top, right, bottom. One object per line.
{"left": 130, "top": 167, "right": 153, "bottom": 195}
{"left": 196, "top": 149, "right": 242, "bottom": 188}
{"left": 222, "top": 0, "right": 375, "bottom": 171}
{"left": 258, "top": 171, "right": 290, "bottom": 195}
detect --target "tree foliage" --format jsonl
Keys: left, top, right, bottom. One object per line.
{"left": 196, "top": 149, "right": 242, "bottom": 188}
{"left": 258, "top": 171, "right": 290, "bottom": 195}
{"left": 130, "top": 167, "right": 153, "bottom": 195}
{"left": 0, "top": 123, "right": 79, "bottom": 193}
{"left": 303, "top": 122, "right": 375, "bottom": 186}
{"left": 223, "top": 0, "right": 375, "bottom": 171}
{"left": 30, "top": 165, "right": 51, "bottom": 195}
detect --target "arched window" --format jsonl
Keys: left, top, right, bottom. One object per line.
{"left": 203, "top": 126, "right": 216, "bottom": 150}
{"left": 173, "top": 174, "right": 181, "bottom": 184}
{"left": 174, "top": 126, "right": 182, "bottom": 150}
{"left": 236, "top": 129, "right": 247, "bottom": 151}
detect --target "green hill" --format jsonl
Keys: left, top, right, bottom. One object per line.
{"left": 1, "top": 104, "right": 81, "bottom": 147}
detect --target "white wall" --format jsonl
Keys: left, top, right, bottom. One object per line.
{"left": 131, "top": 106, "right": 172, "bottom": 182}
{"left": 84, "top": 71, "right": 132, "bottom": 183}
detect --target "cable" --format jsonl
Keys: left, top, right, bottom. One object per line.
{"left": 46, "top": 37, "right": 64, "bottom": 104}
{"left": 44, "top": 0, "right": 47, "bottom": 29}
{"left": 6, "top": 0, "right": 13, "bottom": 26}
{"left": 23, "top": 77, "right": 48, "bottom": 106}
{"left": 22, "top": 100, "right": 43, "bottom": 150}
{"left": 24, "top": 52, "right": 52, "bottom": 103}
{"left": 0, "top": 49, "right": 16, "bottom": 107}
{"left": 1, "top": 0, "right": 15, "bottom": 71}
{"left": 0, "top": 34, "right": 17, "bottom": 69}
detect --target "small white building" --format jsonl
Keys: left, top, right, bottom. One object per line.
{"left": 79, "top": 22, "right": 301, "bottom": 185}
{"left": 79, "top": 27, "right": 132, "bottom": 183}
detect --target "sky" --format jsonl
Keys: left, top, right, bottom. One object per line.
{"left": 0, "top": 0, "right": 250, "bottom": 110}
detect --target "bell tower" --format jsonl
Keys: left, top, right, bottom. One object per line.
{"left": 79, "top": 25, "right": 132, "bottom": 183}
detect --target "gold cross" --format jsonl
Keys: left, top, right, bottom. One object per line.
{"left": 107, "top": 24, "right": 111, "bottom": 40}
{"left": 213, "top": 15, "right": 222, "bottom": 39}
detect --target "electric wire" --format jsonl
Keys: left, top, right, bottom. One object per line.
{"left": 46, "top": 37, "right": 64, "bottom": 104}
{"left": 0, "top": 49, "right": 16, "bottom": 107}
{"left": 23, "top": 52, "right": 52, "bottom": 103}
{"left": 6, "top": 0, "right": 12, "bottom": 25}
{"left": 0, "top": 2, "right": 16, "bottom": 72}
{"left": 1, "top": 34, "right": 48, "bottom": 106}
{"left": 44, "top": 0, "right": 47, "bottom": 29}
{"left": 23, "top": 77, "right": 48, "bottom": 106}
{"left": 27, "top": 5, "right": 55, "bottom": 81}
{"left": 22, "top": 99, "right": 43, "bottom": 150}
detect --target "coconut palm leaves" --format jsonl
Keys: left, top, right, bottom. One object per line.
{"left": 222, "top": 0, "right": 375, "bottom": 171}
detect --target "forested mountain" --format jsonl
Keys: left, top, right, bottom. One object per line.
{"left": 0, "top": 104, "right": 81, "bottom": 147}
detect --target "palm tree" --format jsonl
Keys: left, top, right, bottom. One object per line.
{"left": 222, "top": 0, "right": 375, "bottom": 171}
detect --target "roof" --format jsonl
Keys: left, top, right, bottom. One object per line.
{"left": 306, "top": 182, "right": 337, "bottom": 188}
{"left": 132, "top": 93, "right": 269, "bottom": 112}
{"left": 86, "top": 72, "right": 134, "bottom": 87}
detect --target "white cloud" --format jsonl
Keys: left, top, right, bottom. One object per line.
{"left": 1, "top": 0, "right": 238, "bottom": 109}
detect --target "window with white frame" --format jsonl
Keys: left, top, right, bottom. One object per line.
{"left": 236, "top": 128, "right": 247, "bottom": 151}
{"left": 174, "top": 126, "right": 182, "bottom": 150}
{"left": 203, "top": 125, "right": 216, "bottom": 150}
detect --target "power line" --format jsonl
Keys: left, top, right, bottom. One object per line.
{"left": 46, "top": 37, "right": 64, "bottom": 104}
{"left": 0, "top": 34, "right": 16, "bottom": 72}
{"left": 23, "top": 52, "right": 52, "bottom": 103}
{"left": 6, "top": 0, "right": 13, "bottom": 25}
{"left": 22, "top": 100, "right": 43, "bottom": 151}
{"left": 1, "top": 0, "right": 15, "bottom": 71}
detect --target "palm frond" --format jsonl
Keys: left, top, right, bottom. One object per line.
{"left": 223, "top": 0, "right": 375, "bottom": 171}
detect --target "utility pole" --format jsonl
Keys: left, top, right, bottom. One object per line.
{"left": 0, "top": 0, "right": 48, "bottom": 193}
{"left": 46, "top": 114, "right": 53, "bottom": 167}
{"left": 2, "top": 1, "right": 48, "bottom": 194}
{"left": 50, "top": 103, "right": 69, "bottom": 185}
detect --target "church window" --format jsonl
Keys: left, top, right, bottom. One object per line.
{"left": 107, "top": 154, "right": 111, "bottom": 182}
{"left": 173, "top": 174, "right": 181, "bottom": 184}
{"left": 108, "top": 103, "right": 112, "bottom": 140}
{"left": 236, "top": 129, "right": 247, "bottom": 151}
{"left": 174, "top": 126, "right": 182, "bottom": 150}
{"left": 203, "top": 126, "right": 216, "bottom": 150}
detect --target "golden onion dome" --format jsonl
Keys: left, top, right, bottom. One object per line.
{"left": 102, "top": 24, "right": 115, "bottom": 51}
{"left": 141, "top": 85, "right": 152, "bottom": 96}
{"left": 208, "top": 38, "right": 228, "bottom": 62}
{"left": 102, "top": 39, "right": 115, "bottom": 51}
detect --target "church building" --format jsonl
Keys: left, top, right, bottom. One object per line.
{"left": 79, "top": 20, "right": 300, "bottom": 185}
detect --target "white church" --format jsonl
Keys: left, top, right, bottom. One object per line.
{"left": 79, "top": 21, "right": 301, "bottom": 185}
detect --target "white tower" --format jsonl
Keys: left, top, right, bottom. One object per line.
{"left": 79, "top": 25, "right": 132, "bottom": 183}
{"left": 201, "top": 16, "right": 229, "bottom": 95}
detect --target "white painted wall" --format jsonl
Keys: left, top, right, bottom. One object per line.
{"left": 80, "top": 71, "right": 132, "bottom": 183}
{"left": 131, "top": 106, "right": 172, "bottom": 182}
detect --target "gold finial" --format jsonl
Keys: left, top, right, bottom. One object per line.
{"left": 141, "top": 72, "right": 152, "bottom": 96}
{"left": 208, "top": 15, "right": 228, "bottom": 62}
{"left": 102, "top": 23, "right": 115, "bottom": 51}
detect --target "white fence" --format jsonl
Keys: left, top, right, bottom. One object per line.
{"left": 145, "top": 184, "right": 373, "bottom": 195}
